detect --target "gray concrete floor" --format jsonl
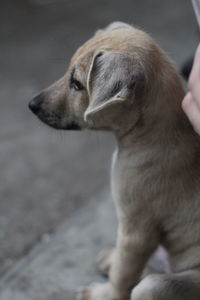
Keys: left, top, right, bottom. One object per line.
{"left": 0, "top": 0, "right": 199, "bottom": 293}
{"left": 0, "top": 189, "right": 166, "bottom": 300}
{"left": 0, "top": 189, "right": 116, "bottom": 299}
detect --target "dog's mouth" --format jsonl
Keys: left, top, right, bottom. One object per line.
{"left": 35, "top": 111, "right": 81, "bottom": 130}
{"left": 64, "top": 121, "right": 81, "bottom": 130}
{"left": 28, "top": 98, "right": 81, "bottom": 130}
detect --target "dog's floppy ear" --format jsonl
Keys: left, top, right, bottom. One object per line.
{"left": 84, "top": 51, "right": 145, "bottom": 123}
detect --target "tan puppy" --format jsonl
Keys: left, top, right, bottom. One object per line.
{"left": 29, "top": 22, "right": 200, "bottom": 300}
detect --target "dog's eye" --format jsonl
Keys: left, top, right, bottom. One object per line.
{"left": 70, "top": 76, "right": 84, "bottom": 91}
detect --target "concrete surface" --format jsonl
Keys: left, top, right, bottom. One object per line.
{"left": 0, "top": 0, "right": 199, "bottom": 297}
{"left": 0, "top": 189, "right": 115, "bottom": 299}
{"left": 0, "top": 189, "right": 165, "bottom": 300}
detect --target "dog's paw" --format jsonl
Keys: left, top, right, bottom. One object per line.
{"left": 76, "top": 282, "right": 117, "bottom": 300}
{"left": 76, "top": 286, "right": 91, "bottom": 300}
{"left": 96, "top": 248, "right": 114, "bottom": 277}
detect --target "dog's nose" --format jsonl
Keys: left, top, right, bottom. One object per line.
{"left": 29, "top": 97, "right": 41, "bottom": 114}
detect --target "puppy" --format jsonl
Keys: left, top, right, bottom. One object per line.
{"left": 29, "top": 22, "right": 200, "bottom": 300}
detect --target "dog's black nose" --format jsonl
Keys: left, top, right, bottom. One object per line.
{"left": 29, "top": 97, "right": 41, "bottom": 114}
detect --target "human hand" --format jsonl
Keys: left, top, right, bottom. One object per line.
{"left": 182, "top": 44, "right": 200, "bottom": 135}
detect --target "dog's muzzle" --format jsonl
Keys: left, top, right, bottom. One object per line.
{"left": 28, "top": 96, "right": 81, "bottom": 130}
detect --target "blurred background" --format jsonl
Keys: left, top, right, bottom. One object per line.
{"left": 0, "top": 0, "right": 199, "bottom": 298}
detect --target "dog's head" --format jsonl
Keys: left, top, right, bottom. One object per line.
{"left": 29, "top": 22, "right": 184, "bottom": 135}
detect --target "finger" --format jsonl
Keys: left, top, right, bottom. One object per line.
{"left": 188, "top": 45, "right": 200, "bottom": 111}
{"left": 182, "top": 92, "right": 200, "bottom": 135}
{"left": 189, "top": 44, "right": 200, "bottom": 86}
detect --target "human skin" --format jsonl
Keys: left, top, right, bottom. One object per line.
{"left": 182, "top": 44, "right": 200, "bottom": 135}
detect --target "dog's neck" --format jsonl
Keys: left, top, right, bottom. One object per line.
{"left": 115, "top": 67, "right": 197, "bottom": 152}
{"left": 115, "top": 99, "right": 198, "bottom": 155}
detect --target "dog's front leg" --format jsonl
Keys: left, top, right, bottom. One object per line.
{"left": 108, "top": 224, "right": 158, "bottom": 299}
{"left": 77, "top": 225, "right": 158, "bottom": 300}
